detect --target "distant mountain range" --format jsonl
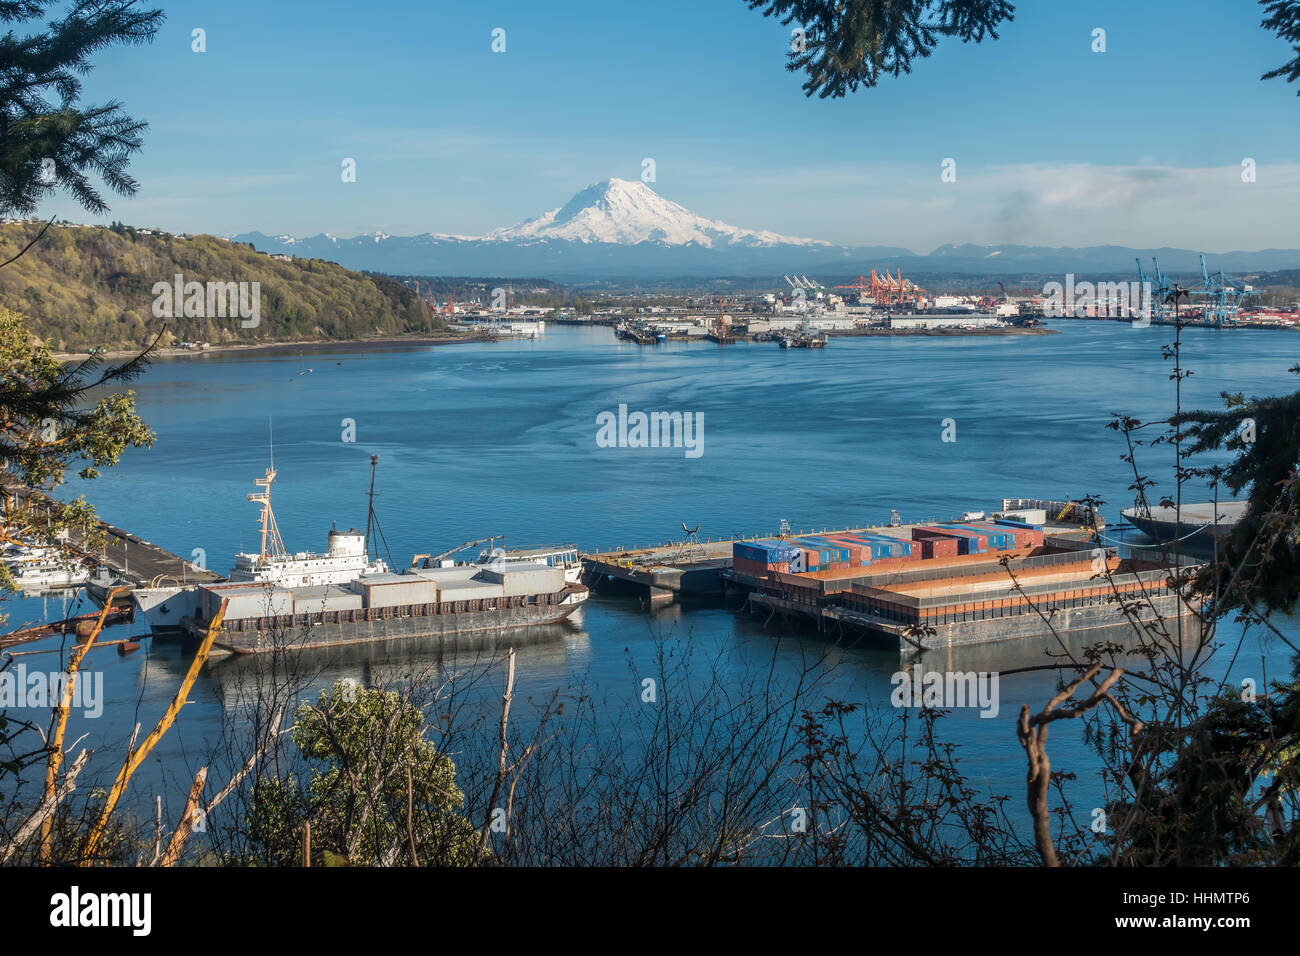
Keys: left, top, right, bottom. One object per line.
{"left": 233, "top": 178, "right": 1300, "bottom": 279}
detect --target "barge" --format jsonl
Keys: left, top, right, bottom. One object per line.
{"left": 1119, "top": 500, "right": 1246, "bottom": 548}
{"left": 727, "top": 505, "right": 1200, "bottom": 650}
{"left": 181, "top": 562, "right": 587, "bottom": 654}
{"left": 123, "top": 460, "right": 590, "bottom": 651}
{"left": 741, "top": 547, "right": 1198, "bottom": 651}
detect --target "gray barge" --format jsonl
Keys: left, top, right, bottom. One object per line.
{"left": 179, "top": 562, "right": 588, "bottom": 654}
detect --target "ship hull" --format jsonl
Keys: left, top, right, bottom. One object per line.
{"left": 1122, "top": 513, "right": 1226, "bottom": 543}
{"left": 1120, "top": 501, "right": 1245, "bottom": 549}
{"left": 10, "top": 567, "right": 89, "bottom": 589}
{"left": 186, "top": 591, "right": 586, "bottom": 654}
{"left": 750, "top": 589, "right": 1199, "bottom": 652}
{"left": 131, "top": 586, "right": 204, "bottom": 633}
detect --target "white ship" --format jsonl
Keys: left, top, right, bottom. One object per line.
{"left": 130, "top": 465, "right": 388, "bottom": 632}
{"left": 3, "top": 544, "right": 91, "bottom": 590}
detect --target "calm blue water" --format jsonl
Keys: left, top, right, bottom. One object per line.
{"left": 5, "top": 320, "right": 1298, "bottom": 843}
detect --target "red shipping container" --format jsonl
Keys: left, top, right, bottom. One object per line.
{"left": 920, "top": 537, "right": 960, "bottom": 559}
{"left": 733, "top": 557, "right": 772, "bottom": 578}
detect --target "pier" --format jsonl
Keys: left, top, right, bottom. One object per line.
{"left": 4, "top": 484, "right": 224, "bottom": 588}
{"left": 580, "top": 508, "right": 1100, "bottom": 607}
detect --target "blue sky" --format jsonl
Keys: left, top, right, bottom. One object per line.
{"left": 37, "top": 0, "right": 1300, "bottom": 251}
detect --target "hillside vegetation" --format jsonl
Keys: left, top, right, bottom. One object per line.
{"left": 0, "top": 222, "right": 448, "bottom": 351}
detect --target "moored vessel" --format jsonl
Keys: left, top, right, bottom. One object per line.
{"left": 181, "top": 560, "right": 588, "bottom": 654}
{"left": 1119, "top": 500, "right": 1247, "bottom": 549}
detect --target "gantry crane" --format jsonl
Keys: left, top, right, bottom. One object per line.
{"left": 1193, "top": 254, "right": 1259, "bottom": 325}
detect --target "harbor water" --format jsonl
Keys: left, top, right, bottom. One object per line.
{"left": 4, "top": 319, "right": 1298, "bottom": 841}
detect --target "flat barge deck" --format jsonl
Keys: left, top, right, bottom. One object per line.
{"left": 740, "top": 546, "right": 1199, "bottom": 652}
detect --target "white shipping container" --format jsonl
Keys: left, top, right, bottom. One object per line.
{"left": 359, "top": 576, "right": 440, "bottom": 608}
{"left": 412, "top": 566, "right": 479, "bottom": 584}
{"left": 293, "top": 585, "right": 363, "bottom": 613}
{"left": 476, "top": 565, "right": 563, "bottom": 595}
{"left": 995, "top": 509, "right": 1048, "bottom": 525}
{"left": 201, "top": 585, "right": 294, "bottom": 621}
{"left": 439, "top": 581, "right": 505, "bottom": 602}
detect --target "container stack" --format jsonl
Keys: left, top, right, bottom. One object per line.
{"left": 732, "top": 515, "right": 1048, "bottom": 583}
{"left": 988, "top": 519, "right": 1046, "bottom": 548}
{"left": 911, "top": 529, "right": 961, "bottom": 559}
{"left": 732, "top": 541, "right": 802, "bottom": 578}
{"left": 913, "top": 525, "right": 987, "bottom": 555}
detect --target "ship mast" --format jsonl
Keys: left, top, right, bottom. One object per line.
{"left": 247, "top": 468, "right": 288, "bottom": 562}
{"left": 364, "top": 454, "right": 394, "bottom": 566}
{"left": 365, "top": 454, "right": 378, "bottom": 560}
{"left": 248, "top": 426, "right": 287, "bottom": 562}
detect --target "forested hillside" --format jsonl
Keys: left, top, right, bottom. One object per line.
{"left": 0, "top": 222, "right": 447, "bottom": 351}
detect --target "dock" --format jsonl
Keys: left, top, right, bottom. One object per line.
{"left": 3, "top": 483, "right": 224, "bottom": 588}
{"left": 580, "top": 506, "right": 1099, "bottom": 606}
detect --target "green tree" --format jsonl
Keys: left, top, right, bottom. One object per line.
{"left": 747, "top": 1, "right": 1300, "bottom": 99}
{"left": 1175, "top": 377, "right": 1300, "bottom": 616}
{"left": 0, "top": 305, "right": 153, "bottom": 595}
{"left": 747, "top": 0, "right": 1014, "bottom": 97}
{"left": 0, "top": 1, "right": 163, "bottom": 218}
{"left": 0, "top": 305, "right": 152, "bottom": 781}
{"left": 243, "top": 681, "right": 479, "bottom": 867}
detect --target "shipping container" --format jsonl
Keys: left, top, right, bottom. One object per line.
{"left": 411, "top": 566, "right": 479, "bottom": 585}
{"left": 918, "top": 536, "right": 960, "bottom": 560}
{"left": 356, "top": 573, "right": 441, "bottom": 609}
{"left": 994, "top": 509, "right": 1048, "bottom": 525}
{"left": 733, "top": 541, "right": 802, "bottom": 565}
{"left": 957, "top": 521, "right": 1021, "bottom": 551}
{"left": 476, "top": 564, "right": 564, "bottom": 595}
{"left": 818, "top": 534, "right": 869, "bottom": 555}
{"left": 293, "top": 585, "right": 363, "bottom": 613}
{"left": 932, "top": 525, "right": 991, "bottom": 554}
{"left": 439, "top": 580, "right": 505, "bottom": 602}
{"left": 199, "top": 583, "right": 294, "bottom": 621}
{"left": 914, "top": 526, "right": 983, "bottom": 555}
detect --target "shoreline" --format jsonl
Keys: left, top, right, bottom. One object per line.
{"left": 55, "top": 332, "right": 475, "bottom": 363}
{"left": 826, "top": 325, "right": 1056, "bottom": 338}
{"left": 52, "top": 323, "right": 1060, "bottom": 363}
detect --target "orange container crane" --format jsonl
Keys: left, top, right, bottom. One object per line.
{"left": 836, "top": 270, "right": 926, "bottom": 305}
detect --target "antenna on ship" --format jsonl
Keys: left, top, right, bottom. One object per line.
{"left": 248, "top": 425, "right": 287, "bottom": 563}
{"left": 364, "top": 455, "right": 395, "bottom": 567}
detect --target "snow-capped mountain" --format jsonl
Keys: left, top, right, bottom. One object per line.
{"left": 234, "top": 179, "right": 893, "bottom": 277}
{"left": 480, "top": 178, "right": 827, "bottom": 248}
{"left": 233, "top": 179, "right": 1300, "bottom": 278}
